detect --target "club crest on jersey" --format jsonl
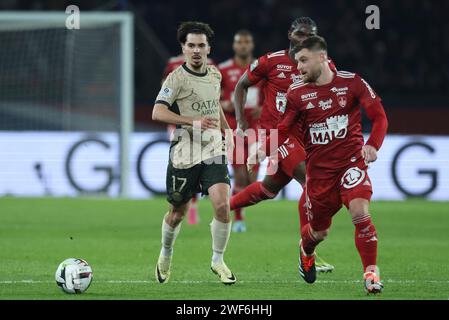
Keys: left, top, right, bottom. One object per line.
{"left": 318, "top": 98, "right": 333, "bottom": 110}
{"left": 338, "top": 96, "right": 347, "bottom": 108}
{"left": 341, "top": 167, "right": 366, "bottom": 189}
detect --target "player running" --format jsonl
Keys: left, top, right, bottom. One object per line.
{"left": 153, "top": 21, "right": 236, "bottom": 285}
{"left": 232, "top": 17, "right": 334, "bottom": 272}
{"left": 218, "top": 29, "right": 262, "bottom": 232}
{"left": 253, "top": 36, "right": 388, "bottom": 294}
{"left": 161, "top": 55, "right": 215, "bottom": 225}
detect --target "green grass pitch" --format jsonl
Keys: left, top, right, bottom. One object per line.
{"left": 0, "top": 197, "right": 448, "bottom": 300}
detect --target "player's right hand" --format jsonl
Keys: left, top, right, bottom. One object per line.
{"left": 361, "top": 144, "right": 378, "bottom": 165}
{"left": 194, "top": 117, "right": 219, "bottom": 130}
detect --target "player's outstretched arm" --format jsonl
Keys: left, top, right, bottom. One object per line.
{"left": 233, "top": 71, "right": 253, "bottom": 131}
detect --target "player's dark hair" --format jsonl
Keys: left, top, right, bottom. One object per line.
{"left": 290, "top": 16, "right": 318, "bottom": 35}
{"left": 292, "top": 35, "right": 327, "bottom": 54}
{"left": 177, "top": 21, "right": 214, "bottom": 45}
{"left": 234, "top": 29, "right": 253, "bottom": 38}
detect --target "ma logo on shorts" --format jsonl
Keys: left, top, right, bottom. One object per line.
{"left": 341, "top": 167, "right": 366, "bottom": 189}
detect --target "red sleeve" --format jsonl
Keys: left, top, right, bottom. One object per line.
{"left": 247, "top": 54, "right": 269, "bottom": 84}
{"left": 265, "top": 89, "right": 301, "bottom": 155}
{"left": 354, "top": 75, "right": 388, "bottom": 150}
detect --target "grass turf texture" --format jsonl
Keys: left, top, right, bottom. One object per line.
{"left": 0, "top": 197, "right": 448, "bottom": 300}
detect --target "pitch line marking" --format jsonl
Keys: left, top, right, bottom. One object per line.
{"left": 1, "top": 279, "right": 449, "bottom": 284}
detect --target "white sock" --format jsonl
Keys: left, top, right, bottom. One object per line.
{"left": 160, "top": 214, "right": 181, "bottom": 257}
{"left": 210, "top": 218, "right": 231, "bottom": 264}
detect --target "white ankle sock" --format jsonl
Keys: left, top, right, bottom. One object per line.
{"left": 210, "top": 218, "right": 231, "bottom": 264}
{"left": 160, "top": 215, "right": 181, "bottom": 257}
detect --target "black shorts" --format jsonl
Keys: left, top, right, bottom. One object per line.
{"left": 166, "top": 155, "right": 230, "bottom": 207}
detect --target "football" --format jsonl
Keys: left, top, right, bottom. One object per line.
{"left": 55, "top": 258, "right": 93, "bottom": 294}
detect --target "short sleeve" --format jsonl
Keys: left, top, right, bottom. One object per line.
{"left": 155, "top": 72, "right": 181, "bottom": 107}
{"left": 247, "top": 55, "right": 269, "bottom": 84}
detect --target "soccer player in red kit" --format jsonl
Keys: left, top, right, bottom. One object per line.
{"left": 218, "top": 30, "right": 262, "bottom": 232}
{"left": 161, "top": 54, "right": 215, "bottom": 225}
{"left": 259, "top": 36, "right": 388, "bottom": 294}
{"left": 232, "top": 17, "right": 334, "bottom": 272}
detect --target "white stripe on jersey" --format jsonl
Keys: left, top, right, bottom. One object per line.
{"left": 279, "top": 145, "right": 289, "bottom": 159}
{"left": 278, "top": 146, "right": 286, "bottom": 158}
{"left": 290, "top": 82, "right": 307, "bottom": 90}
{"left": 267, "top": 50, "right": 286, "bottom": 58}
{"left": 337, "top": 71, "right": 355, "bottom": 78}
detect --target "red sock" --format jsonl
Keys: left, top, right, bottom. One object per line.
{"left": 353, "top": 214, "right": 378, "bottom": 272}
{"left": 300, "top": 223, "right": 322, "bottom": 255}
{"left": 298, "top": 192, "right": 308, "bottom": 229}
{"left": 232, "top": 187, "right": 244, "bottom": 221}
{"left": 230, "top": 181, "right": 277, "bottom": 210}
{"left": 191, "top": 194, "right": 197, "bottom": 203}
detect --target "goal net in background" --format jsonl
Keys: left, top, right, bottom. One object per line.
{"left": 0, "top": 12, "right": 134, "bottom": 197}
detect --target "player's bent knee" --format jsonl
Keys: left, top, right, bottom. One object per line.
{"left": 348, "top": 198, "right": 370, "bottom": 219}
{"left": 213, "top": 201, "right": 230, "bottom": 218}
{"left": 168, "top": 204, "right": 188, "bottom": 225}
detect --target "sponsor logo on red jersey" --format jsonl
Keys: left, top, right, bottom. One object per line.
{"left": 301, "top": 92, "right": 318, "bottom": 101}
{"left": 330, "top": 86, "right": 349, "bottom": 96}
{"left": 318, "top": 98, "right": 333, "bottom": 110}
{"left": 309, "top": 114, "right": 348, "bottom": 145}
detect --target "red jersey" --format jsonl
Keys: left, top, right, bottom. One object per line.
{"left": 162, "top": 54, "right": 215, "bottom": 80}
{"left": 278, "top": 71, "right": 388, "bottom": 178}
{"left": 247, "top": 49, "right": 337, "bottom": 135}
{"left": 218, "top": 58, "right": 261, "bottom": 129}
{"left": 247, "top": 49, "right": 301, "bottom": 131}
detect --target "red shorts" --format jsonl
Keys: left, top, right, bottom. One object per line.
{"left": 267, "top": 135, "right": 306, "bottom": 179}
{"left": 305, "top": 158, "right": 373, "bottom": 231}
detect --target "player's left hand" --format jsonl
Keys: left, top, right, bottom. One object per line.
{"left": 361, "top": 145, "right": 377, "bottom": 165}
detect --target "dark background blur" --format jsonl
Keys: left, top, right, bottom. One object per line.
{"left": 3, "top": 0, "right": 449, "bottom": 134}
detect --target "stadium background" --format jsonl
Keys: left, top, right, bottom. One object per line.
{"left": 0, "top": 0, "right": 448, "bottom": 300}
